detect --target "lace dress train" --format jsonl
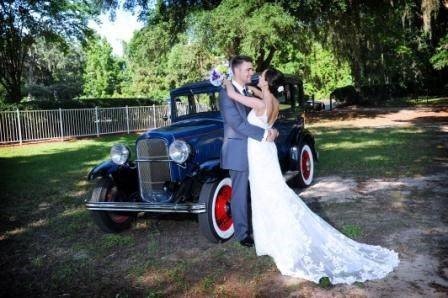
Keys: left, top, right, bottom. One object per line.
{"left": 247, "top": 110, "right": 399, "bottom": 284}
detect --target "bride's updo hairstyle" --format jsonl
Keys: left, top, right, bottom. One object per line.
{"left": 264, "top": 68, "right": 285, "bottom": 96}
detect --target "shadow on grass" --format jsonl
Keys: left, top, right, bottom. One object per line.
{"left": 396, "top": 115, "right": 448, "bottom": 125}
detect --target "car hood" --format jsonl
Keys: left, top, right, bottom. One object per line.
{"left": 137, "top": 118, "right": 224, "bottom": 143}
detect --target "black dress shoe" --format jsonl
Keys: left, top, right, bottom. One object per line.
{"left": 239, "top": 236, "right": 254, "bottom": 247}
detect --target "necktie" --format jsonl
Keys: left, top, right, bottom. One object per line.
{"left": 242, "top": 88, "right": 250, "bottom": 114}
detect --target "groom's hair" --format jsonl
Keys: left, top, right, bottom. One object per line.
{"left": 230, "top": 55, "right": 253, "bottom": 72}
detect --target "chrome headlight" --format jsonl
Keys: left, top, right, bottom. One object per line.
{"left": 169, "top": 140, "right": 191, "bottom": 164}
{"left": 110, "top": 144, "right": 130, "bottom": 165}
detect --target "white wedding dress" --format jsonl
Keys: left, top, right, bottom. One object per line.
{"left": 247, "top": 109, "right": 399, "bottom": 284}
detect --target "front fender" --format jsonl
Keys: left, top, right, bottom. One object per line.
{"left": 286, "top": 128, "right": 318, "bottom": 172}
{"left": 198, "top": 159, "right": 220, "bottom": 171}
{"left": 298, "top": 128, "right": 318, "bottom": 161}
{"left": 87, "top": 160, "right": 138, "bottom": 194}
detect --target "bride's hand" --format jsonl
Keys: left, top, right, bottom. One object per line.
{"left": 266, "top": 128, "right": 279, "bottom": 142}
{"left": 248, "top": 85, "right": 263, "bottom": 99}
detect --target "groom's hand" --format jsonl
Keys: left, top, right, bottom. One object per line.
{"left": 223, "top": 78, "right": 231, "bottom": 88}
{"left": 266, "top": 128, "right": 279, "bottom": 142}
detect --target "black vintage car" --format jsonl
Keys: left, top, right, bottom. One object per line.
{"left": 86, "top": 76, "right": 318, "bottom": 243}
{"left": 305, "top": 99, "right": 326, "bottom": 111}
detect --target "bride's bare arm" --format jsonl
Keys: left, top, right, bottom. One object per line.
{"left": 224, "top": 80, "right": 265, "bottom": 110}
{"left": 248, "top": 86, "right": 262, "bottom": 98}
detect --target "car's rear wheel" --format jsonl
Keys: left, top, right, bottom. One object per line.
{"left": 297, "top": 143, "right": 314, "bottom": 187}
{"left": 198, "top": 177, "right": 234, "bottom": 243}
{"left": 90, "top": 177, "right": 134, "bottom": 233}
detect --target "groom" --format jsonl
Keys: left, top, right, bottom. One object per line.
{"left": 219, "top": 55, "right": 278, "bottom": 247}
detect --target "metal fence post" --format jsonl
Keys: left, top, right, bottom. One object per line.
{"left": 59, "top": 108, "right": 64, "bottom": 140}
{"left": 152, "top": 104, "right": 156, "bottom": 128}
{"left": 16, "top": 108, "right": 22, "bottom": 145}
{"left": 125, "top": 105, "right": 130, "bottom": 134}
{"left": 95, "top": 106, "right": 100, "bottom": 137}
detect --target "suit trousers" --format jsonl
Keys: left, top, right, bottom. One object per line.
{"left": 229, "top": 169, "right": 252, "bottom": 241}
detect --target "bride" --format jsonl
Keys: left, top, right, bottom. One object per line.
{"left": 223, "top": 69, "right": 399, "bottom": 284}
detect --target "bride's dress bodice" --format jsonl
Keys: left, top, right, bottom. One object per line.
{"left": 247, "top": 109, "right": 270, "bottom": 129}
{"left": 246, "top": 109, "right": 399, "bottom": 284}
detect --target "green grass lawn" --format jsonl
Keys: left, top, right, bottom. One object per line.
{"left": 312, "top": 126, "right": 438, "bottom": 178}
{"left": 0, "top": 134, "right": 141, "bottom": 296}
{"left": 0, "top": 123, "right": 443, "bottom": 296}
{"left": 381, "top": 96, "right": 448, "bottom": 107}
{"left": 0, "top": 134, "right": 138, "bottom": 232}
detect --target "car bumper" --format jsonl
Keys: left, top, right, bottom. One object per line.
{"left": 85, "top": 201, "right": 206, "bottom": 214}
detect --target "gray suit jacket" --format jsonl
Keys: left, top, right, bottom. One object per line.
{"left": 219, "top": 87, "right": 265, "bottom": 171}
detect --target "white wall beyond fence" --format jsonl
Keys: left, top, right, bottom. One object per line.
{"left": 0, "top": 105, "right": 169, "bottom": 144}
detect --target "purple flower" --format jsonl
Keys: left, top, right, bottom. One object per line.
{"left": 211, "top": 69, "right": 221, "bottom": 81}
{"left": 209, "top": 68, "right": 224, "bottom": 87}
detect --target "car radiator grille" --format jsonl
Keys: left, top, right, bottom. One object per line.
{"left": 136, "top": 139, "right": 171, "bottom": 201}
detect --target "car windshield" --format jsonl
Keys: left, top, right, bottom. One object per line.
{"left": 174, "top": 91, "right": 220, "bottom": 117}
{"left": 171, "top": 78, "right": 304, "bottom": 120}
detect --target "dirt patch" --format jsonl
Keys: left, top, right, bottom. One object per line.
{"left": 300, "top": 173, "right": 448, "bottom": 204}
{"left": 307, "top": 106, "right": 448, "bottom": 129}
{"left": 299, "top": 176, "right": 363, "bottom": 203}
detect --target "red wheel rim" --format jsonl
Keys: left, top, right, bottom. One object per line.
{"left": 106, "top": 189, "right": 129, "bottom": 224}
{"left": 301, "top": 150, "right": 311, "bottom": 180}
{"left": 214, "top": 185, "right": 233, "bottom": 231}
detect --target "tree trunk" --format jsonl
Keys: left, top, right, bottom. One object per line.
{"left": 350, "top": 62, "right": 363, "bottom": 89}
{"left": 1, "top": 59, "right": 25, "bottom": 103}
{"left": 6, "top": 84, "right": 22, "bottom": 103}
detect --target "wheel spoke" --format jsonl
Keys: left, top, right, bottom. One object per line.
{"left": 106, "top": 187, "right": 130, "bottom": 224}
{"left": 214, "top": 185, "right": 233, "bottom": 231}
{"left": 301, "top": 151, "right": 310, "bottom": 179}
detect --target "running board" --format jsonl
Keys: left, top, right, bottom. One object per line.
{"left": 283, "top": 170, "right": 299, "bottom": 181}
{"left": 86, "top": 201, "right": 206, "bottom": 214}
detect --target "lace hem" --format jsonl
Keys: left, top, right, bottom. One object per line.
{"left": 256, "top": 248, "right": 399, "bottom": 284}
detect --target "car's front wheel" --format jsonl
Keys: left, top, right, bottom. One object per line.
{"left": 198, "top": 177, "right": 234, "bottom": 243}
{"left": 89, "top": 177, "right": 134, "bottom": 233}
{"left": 297, "top": 143, "right": 315, "bottom": 187}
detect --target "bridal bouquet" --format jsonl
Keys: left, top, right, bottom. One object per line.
{"left": 209, "top": 62, "right": 233, "bottom": 87}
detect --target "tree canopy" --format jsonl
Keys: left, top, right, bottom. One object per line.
{"left": 83, "top": 34, "right": 123, "bottom": 97}
{"left": 0, "top": 0, "right": 96, "bottom": 103}
{"left": 1, "top": 0, "right": 447, "bottom": 104}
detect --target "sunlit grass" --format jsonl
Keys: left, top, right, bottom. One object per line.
{"left": 383, "top": 96, "right": 448, "bottom": 107}
{"left": 0, "top": 134, "right": 137, "bottom": 192}
{"left": 313, "top": 126, "right": 435, "bottom": 178}
{"left": 320, "top": 139, "right": 388, "bottom": 150}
